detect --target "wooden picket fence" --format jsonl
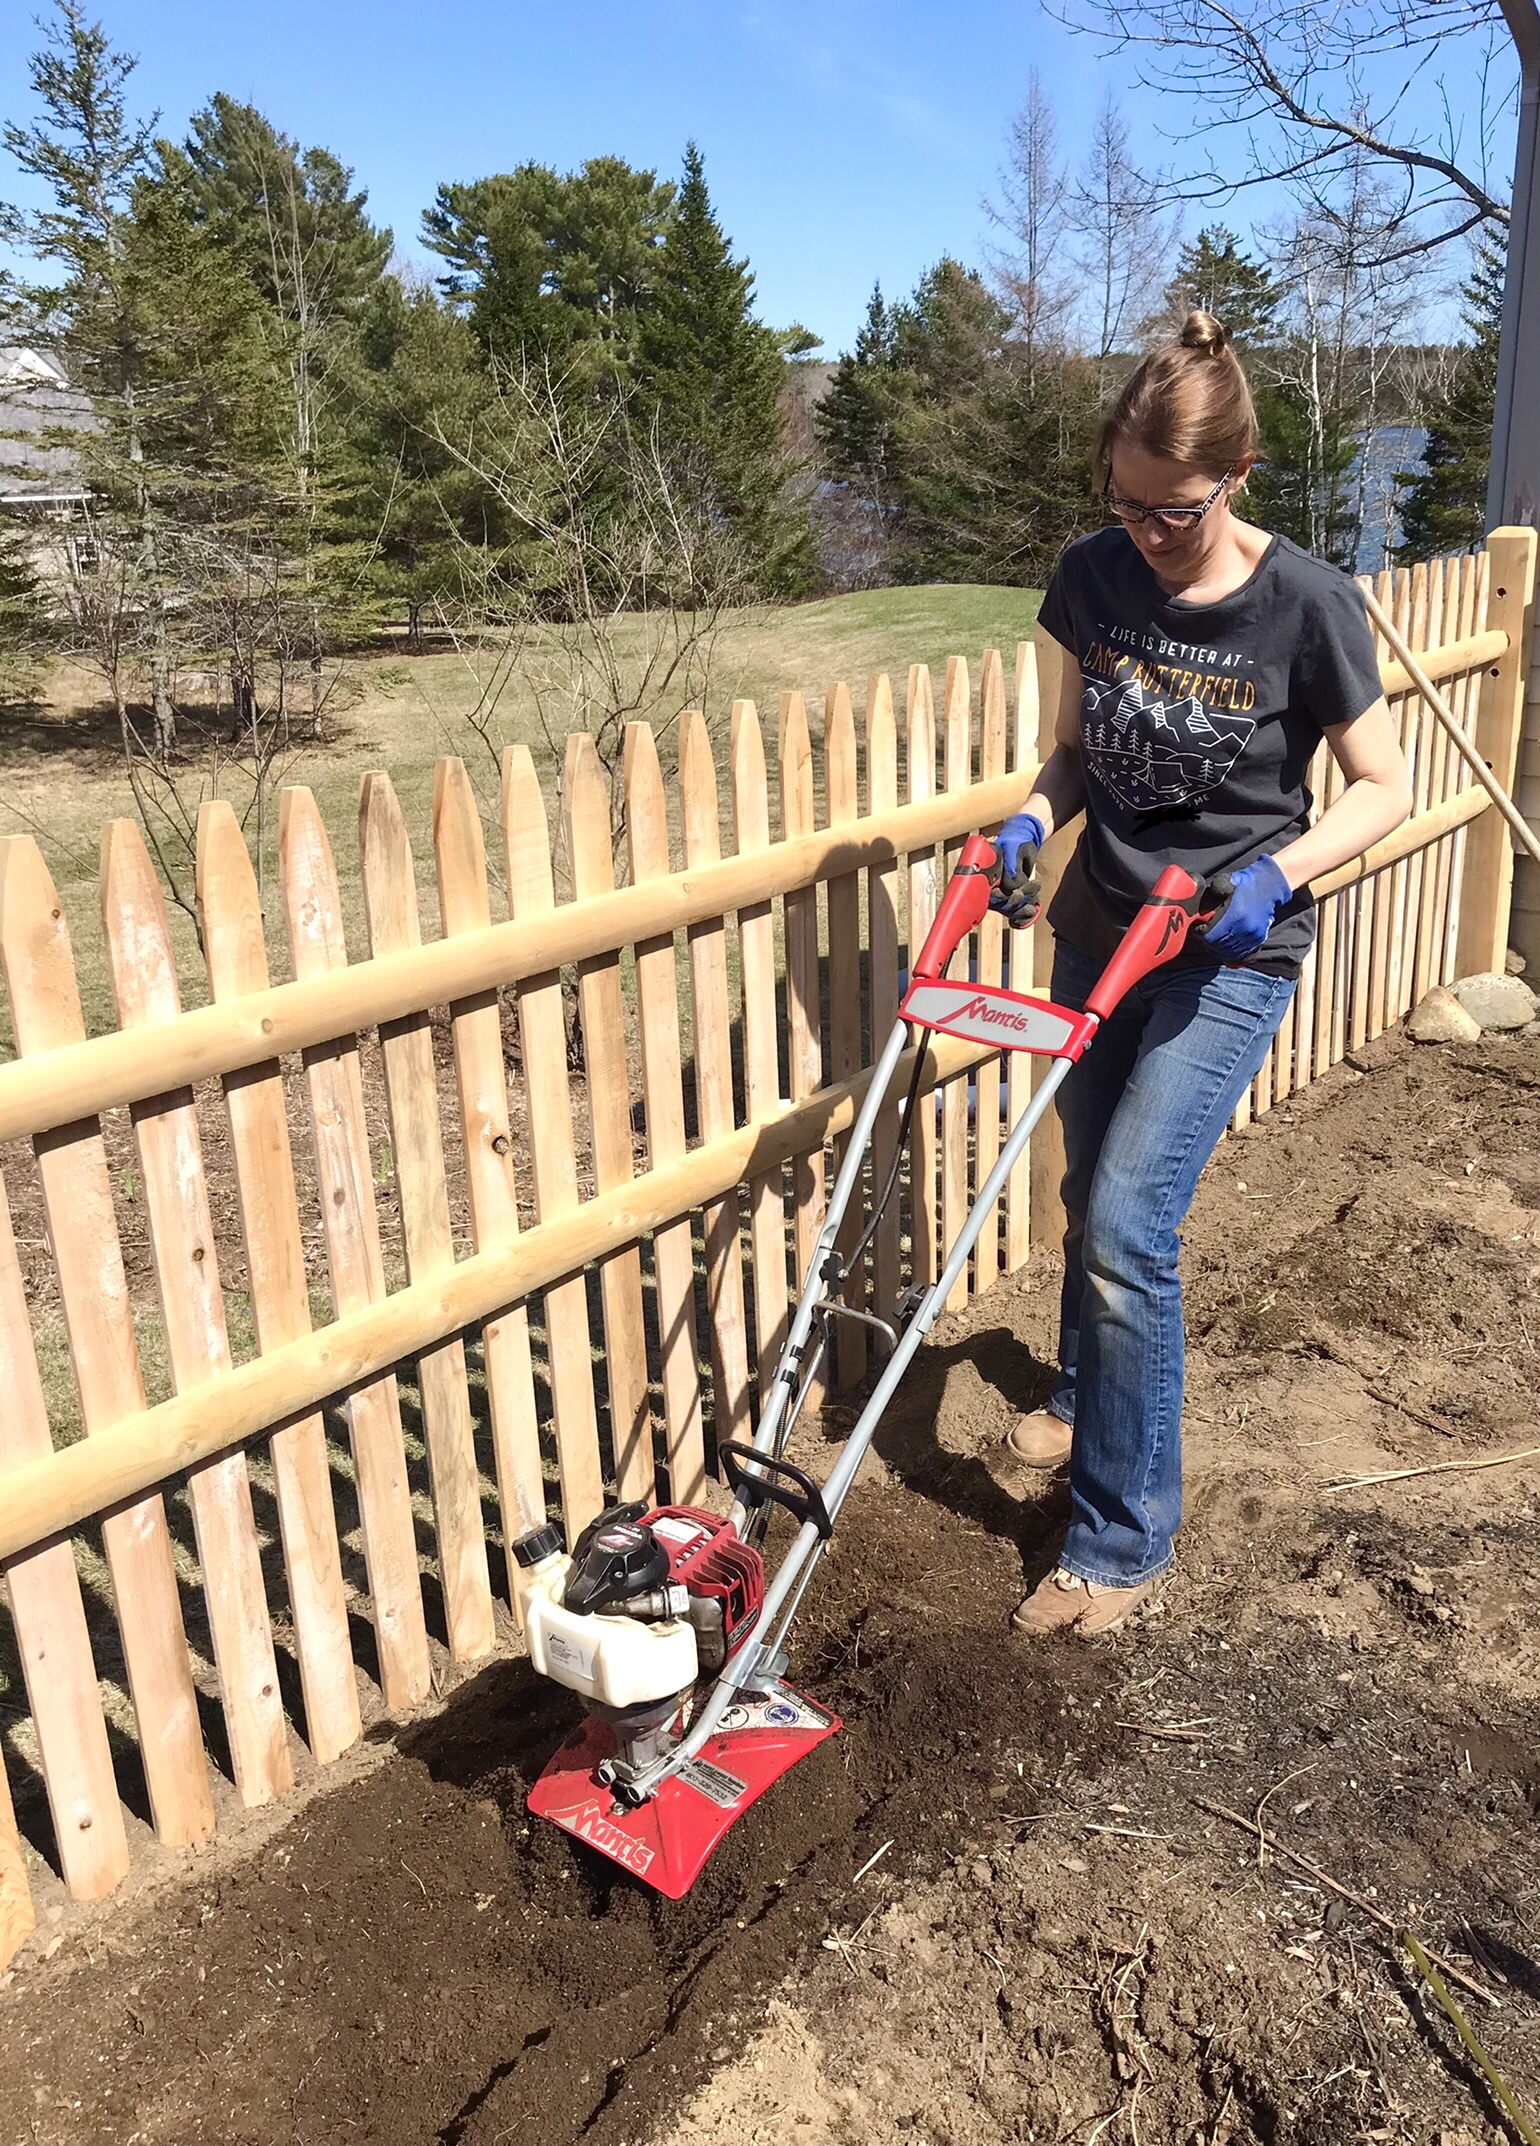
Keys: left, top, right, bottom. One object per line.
{"left": 0, "top": 527, "right": 1533, "bottom": 1967}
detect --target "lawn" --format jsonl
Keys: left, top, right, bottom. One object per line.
{"left": 0, "top": 583, "right": 1042, "bottom": 1041}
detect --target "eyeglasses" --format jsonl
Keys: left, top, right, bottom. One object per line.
{"left": 1102, "top": 467, "right": 1235, "bottom": 531}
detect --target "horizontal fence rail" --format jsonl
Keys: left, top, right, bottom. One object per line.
{"left": 0, "top": 526, "right": 1533, "bottom": 1969}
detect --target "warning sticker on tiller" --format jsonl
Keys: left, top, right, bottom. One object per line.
{"left": 717, "top": 1679, "right": 835, "bottom": 1736}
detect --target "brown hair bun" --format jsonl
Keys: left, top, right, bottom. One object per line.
{"left": 1093, "top": 310, "right": 1257, "bottom": 486}
{"left": 1179, "top": 309, "right": 1230, "bottom": 357}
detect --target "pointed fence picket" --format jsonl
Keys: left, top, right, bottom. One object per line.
{"left": 0, "top": 526, "right": 1532, "bottom": 1965}
{"left": 359, "top": 776, "right": 495, "bottom": 1665}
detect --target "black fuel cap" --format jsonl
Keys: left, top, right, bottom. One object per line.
{"left": 511, "top": 1522, "right": 564, "bottom": 1568}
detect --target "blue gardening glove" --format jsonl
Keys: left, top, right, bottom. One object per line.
{"left": 1201, "top": 854, "right": 1292, "bottom": 961}
{"left": 990, "top": 812, "right": 1046, "bottom": 926}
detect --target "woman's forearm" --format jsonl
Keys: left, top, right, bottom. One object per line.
{"left": 1021, "top": 744, "right": 1087, "bottom": 843}
{"left": 1273, "top": 773, "right": 1413, "bottom": 891}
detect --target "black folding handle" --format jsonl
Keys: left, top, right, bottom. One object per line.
{"left": 719, "top": 1442, "right": 834, "bottom": 1540}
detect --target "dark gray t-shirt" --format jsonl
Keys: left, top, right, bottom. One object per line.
{"left": 1038, "top": 527, "right": 1384, "bottom": 974}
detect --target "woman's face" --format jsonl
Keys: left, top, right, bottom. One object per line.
{"left": 1106, "top": 443, "right": 1247, "bottom": 582}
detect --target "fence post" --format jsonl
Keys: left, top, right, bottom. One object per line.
{"left": 940, "top": 658, "right": 973, "bottom": 1312}
{"left": 973, "top": 650, "right": 1009, "bottom": 1297}
{"left": 1455, "top": 526, "right": 1538, "bottom": 978}
{"left": 906, "top": 666, "right": 939, "bottom": 1291}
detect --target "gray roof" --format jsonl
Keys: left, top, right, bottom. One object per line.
{"left": 0, "top": 348, "right": 98, "bottom": 506}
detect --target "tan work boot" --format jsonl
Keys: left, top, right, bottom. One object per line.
{"left": 1009, "top": 1566, "right": 1164, "bottom": 1639}
{"left": 1005, "top": 1407, "right": 1073, "bottom": 1471}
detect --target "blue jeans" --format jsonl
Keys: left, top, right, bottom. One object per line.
{"left": 1045, "top": 941, "right": 1295, "bottom": 1587}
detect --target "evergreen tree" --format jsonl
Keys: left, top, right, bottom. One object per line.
{"left": 815, "top": 282, "right": 901, "bottom": 510}
{"left": 338, "top": 275, "right": 496, "bottom": 645}
{"left": 1151, "top": 226, "right": 1280, "bottom": 346}
{"left": 422, "top": 158, "right": 673, "bottom": 363}
{"left": 183, "top": 95, "right": 390, "bottom": 321}
{"left": 637, "top": 142, "right": 812, "bottom": 594}
{"left": 1395, "top": 234, "right": 1503, "bottom": 560}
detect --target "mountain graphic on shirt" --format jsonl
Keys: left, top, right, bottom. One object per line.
{"left": 1080, "top": 672, "right": 1256, "bottom": 814}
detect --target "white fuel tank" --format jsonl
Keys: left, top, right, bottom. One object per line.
{"left": 516, "top": 1552, "right": 699, "bottom": 1708}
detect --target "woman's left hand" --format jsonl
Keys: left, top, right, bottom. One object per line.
{"left": 1202, "top": 854, "right": 1292, "bottom": 960}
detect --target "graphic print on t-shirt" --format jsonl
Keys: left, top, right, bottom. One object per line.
{"left": 1079, "top": 626, "right": 1257, "bottom": 817}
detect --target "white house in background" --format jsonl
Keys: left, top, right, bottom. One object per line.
{"left": 0, "top": 345, "right": 101, "bottom": 575}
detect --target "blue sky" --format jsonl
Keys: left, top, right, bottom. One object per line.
{"left": 1, "top": 0, "right": 1520, "bottom": 351}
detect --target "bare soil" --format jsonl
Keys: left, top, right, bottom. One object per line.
{"left": 3, "top": 1028, "right": 1539, "bottom": 2146}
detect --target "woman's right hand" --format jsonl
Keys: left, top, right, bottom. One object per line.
{"left": 991, "top": 813, "right": 1046, "bottom": 926}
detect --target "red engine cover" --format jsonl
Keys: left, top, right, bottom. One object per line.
{"left": 644, "top": 1505, "right": 763, "bottom": 1652}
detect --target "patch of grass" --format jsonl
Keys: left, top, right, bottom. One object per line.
{"left": 0, "top": 584, "right": 1041, "bottom": 1043}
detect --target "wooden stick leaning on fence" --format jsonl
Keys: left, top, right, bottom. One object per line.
{"left": 1361, "top": 583, "right": 1540, "bottom": 875}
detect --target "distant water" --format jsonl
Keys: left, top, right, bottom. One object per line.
{"left": 1354, "top": 425, "right": 1427, "bottom": 573}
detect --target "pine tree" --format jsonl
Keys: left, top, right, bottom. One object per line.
{"left": 1151, "top": 226, "right": 1280, "bottom": 347}
{"left": 815, "top": 283, "right": 901, "bottom": 511}
{"left": 422, "top": 159, "right": 673, "bottom": 364}
{"left": 338, "top": 275, "right": 495, "bottom": 646}
{"left": 638, "top": 142, "right": 812, "bottom": 594}
{"left": 183, "top": 95, "right": 390, "bottom": 321}
{"left": 1395, "top": 234, "right": 1503, "bottom": 561}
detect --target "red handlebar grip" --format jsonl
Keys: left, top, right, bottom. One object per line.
{"left": 1083, "top": 864, "right": 1203, "bottom": 1022}
{"left": 912, "top": 833, "right": 1001, "bottom": 982}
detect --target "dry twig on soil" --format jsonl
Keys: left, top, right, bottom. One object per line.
{"left": 1327, "top": 1444, "right": 1540, "bottom": 1492}
{"left": 1196, "top": 1800, "right": 1499, "bottom": 2008}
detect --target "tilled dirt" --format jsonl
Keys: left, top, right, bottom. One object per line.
{"left": 3, "top": 1030, "right": 1539, "bottom": 2146}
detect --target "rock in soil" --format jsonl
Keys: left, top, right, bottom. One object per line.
{"left": 1406, "top": 983, "right": 1481, "bottom": 1043}
{"left": 1451, "top": 969, "right": 1539, "bottom": 1029}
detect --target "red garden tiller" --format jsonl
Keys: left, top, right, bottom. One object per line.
{"left": 513, "top": 838, "right": 1214, "bottom": 1896}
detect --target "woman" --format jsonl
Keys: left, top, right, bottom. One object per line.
{"left": 992, "top": 310, "right": 1411, "bottom": 1640}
